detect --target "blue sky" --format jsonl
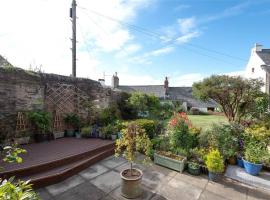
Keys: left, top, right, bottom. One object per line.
{"left": 1, "top": 0, "right": 270, "bottom": 86}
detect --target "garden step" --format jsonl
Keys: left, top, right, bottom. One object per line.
{"left": 225, "top": 165, "right": 270, "bottom": 191}
{"left": 19, "top": 147, "right": 115, "bottom": 189}
{"left": 0, "top": 139, "right": 115, "bottom": 179}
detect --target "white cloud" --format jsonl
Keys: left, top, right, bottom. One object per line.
{"left": 222, "top": 70, "right": 245, "bottom": 77}
{"left": 178, "top": 17, "right": 196, "bottom": 34}
{"left": 176, "top": 31, "right": 200, "bottom": 44}
{"left": 0, "top": 0, "right": 152, "bottom": 79}
{"left": 170, "top": 73, "right": 206, "bottom": 86}
{"left": 147, "top": 46, "right": 174, "bottom": 56}
{"left": 129, "top": 46, "right": 174, "bottom": 65}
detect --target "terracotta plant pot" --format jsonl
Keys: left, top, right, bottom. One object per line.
{"left": 228, "top": 156, "right": 237, "bottom": 165}
{"left": 120, "top": 168, "right": 143, "bottom": 199}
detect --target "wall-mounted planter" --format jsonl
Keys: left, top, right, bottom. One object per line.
{"left": 154, "top": 152, "right": 186, "bottom": 173}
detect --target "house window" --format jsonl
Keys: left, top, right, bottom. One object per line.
{"left": 252, "top": 68, "right": 254, "bottom": 73}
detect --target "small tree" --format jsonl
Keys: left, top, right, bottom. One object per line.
{"left": 115, "top": 122, "right": 152, "bottom": 175}
{"left": 193, "top": 75, "right": 266, "bottom": 123}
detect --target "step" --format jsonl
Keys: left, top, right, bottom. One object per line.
{"left": 20, "top": 147, "right": 115, "bottom": 189}
{"left": 0, "top": 142, "right": 115, "bottom": 179}
{"left": 225, "top": 165, "right": 270, "bottom": 191}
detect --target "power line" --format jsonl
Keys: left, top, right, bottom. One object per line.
{"left": 77, "top": 6, "right": 247, "bottom": 63}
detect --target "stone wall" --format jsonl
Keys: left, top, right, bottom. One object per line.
{"left": 0, "top": 67, "right": 119, "bottom": 141}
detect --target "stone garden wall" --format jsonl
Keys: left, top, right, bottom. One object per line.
{"left": 0, "top": 67, "right": 119, "bottom": 141}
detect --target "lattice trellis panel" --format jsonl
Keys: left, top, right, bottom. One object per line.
{"left": 16, "top": 112, "right": 28, "bottom": 131}
{"left": 45, "top": 83, "right": 90, "bottom": 117}
{"left": 53, "top": 111, "right": 64, "bottom": 132}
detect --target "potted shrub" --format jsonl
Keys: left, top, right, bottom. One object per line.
{"left": 14, "top": 130, "right": 31, "bottom": 145}
{"left": 27, "top": 111, "right": 52, "bottom": 142}
{"left": 205, "top": 149, "right": 224, "bottom": 181}
{"left": 64, "top": 113, "right": 80, "bottom": 137}
{"left": 187, "top": 161, "right": 201, "bottom": 176}
{"left": 115, "top": 122, "right": 152, "bottom": 199}
{"left": 243, "top": 141, "right": 269, "bottom": 175}
{"left": 81, "top": 126, "right": 92, "bottom": 138}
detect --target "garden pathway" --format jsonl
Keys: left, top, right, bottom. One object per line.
{"left": 36, "top": 156, "right": 270, "bottom": 200}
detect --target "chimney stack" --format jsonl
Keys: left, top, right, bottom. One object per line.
{"left": 252, "top": 43, "right": 263, "bottom": 53}
{"left": 111, "top": 72, "right": 119, "bottom": 88}
{"left": 164, "top": 76, "right": 169, "bottom": 96}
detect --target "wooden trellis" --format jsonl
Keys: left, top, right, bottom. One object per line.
{"left": 53, "top": 111, "right": 64, "bottom": 132}
{"left": 16, "top": 112, "right": 28, "bottom": 131}
{"left": 45, "top": 83, "right": 90, "bottom": 117}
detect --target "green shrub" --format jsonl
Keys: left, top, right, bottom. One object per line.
{"left": 244, "top": 141, "right": 270, "bottom": 164}
{"left": 64, "top": 113, "right": 81, "bottom": 129}
{"left": 168, "top": 113, "right": 199, "bottom": 150}
{"left": 201, "top": 124, "right": 241, "bottom": 159}
{"left": 134, "top": 119, "right": 156, "bottom": 139}
{"left": 0, "top": 178, "right": 40, "bottom": 200}
{"left": 244, "top": 125, "right": 270, "bottom": 148}
{"left": 99, "top": 103, "right": 121, "bottom": 126}
{"left": 81, "top": 126, "right": 92, "bottom": 138}
{"left": 27, "top": 111, "right": 52, "bottom": 133}
{"left": 101, "top": 124, "right": 117, "bottom": 138}
{"left": 205, "top": 149, "right": 224, "bottom": 173}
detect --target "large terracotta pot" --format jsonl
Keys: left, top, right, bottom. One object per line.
{"left": 120, "top": 168, "right": 143, "bottom": 199}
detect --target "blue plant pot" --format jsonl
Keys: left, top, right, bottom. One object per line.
{"left": 237, "top": 157, "right": 244, "bottom": 168}
{"left": 208, "top": 172, "right": 220, "bottom": 182}
{"left": 243, "top": 159, "right": 262, "bottom": 176}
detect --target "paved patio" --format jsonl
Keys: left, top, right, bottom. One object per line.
{"left": 36, "top": 156, "right": 270, "bottom": 200}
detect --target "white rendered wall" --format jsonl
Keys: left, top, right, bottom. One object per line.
{"left": 245, "top": 49, "right": 266, "bottom": 92}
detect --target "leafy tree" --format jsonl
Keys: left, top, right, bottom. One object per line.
{"left": 193, "top": 75, "right": 266, "bottom": 123}
{"left": 128, "top": 92, "right": 160, "bottom": 119}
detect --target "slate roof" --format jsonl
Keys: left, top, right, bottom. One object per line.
{"left": 117, "top": 85, "right": 217, "bottom": 108}
{"left": 257, "top": 49, "right": 270, "bottom": 65}
{"left": 118, "top": 85, "right": 166, "bottom": 98}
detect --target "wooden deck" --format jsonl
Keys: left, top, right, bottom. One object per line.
{"left": 0, "top": 138, "right": 115, "bottom": 188}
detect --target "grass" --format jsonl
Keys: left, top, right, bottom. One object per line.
{"left": 188, "top": 114, "right": 228, "bottom": 131}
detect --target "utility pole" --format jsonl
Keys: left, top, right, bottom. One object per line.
{"left": 70, "top": 0, "right": 77, "bottom": 77}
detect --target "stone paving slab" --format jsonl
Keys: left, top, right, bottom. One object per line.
{"left": 37, "top": 156, "right": 270, "bottom": 200}
{"left": 79, "top": 163, "right": 110, "bottom": 180}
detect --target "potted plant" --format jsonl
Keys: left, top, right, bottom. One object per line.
{"left": 13, "top": 130, "right": 31, "bottom": 145}
{"left": 187, "top": 161, "right": 201, "bottom": 176}
{"left": 115, "top": 122, "right": 152, "bottom": 199}
{"left": 27, "top": 111, "right": 52, "bottom": 143}
{"left": 81, "top": 126, "right": 92, "bottom": 138}
{"left": 243, "top": 141, "right": 269, "bottom": 175}
{"left": 64, "top": 113, "right": 80, "bottom": 137}
{"left": 205, "top": 149, "right": 224, "bottom": 181}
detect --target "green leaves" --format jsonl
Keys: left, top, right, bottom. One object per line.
{"left": 27, "top": 111, "right": 52, "bottom": 133}
{"left": 192, "top": 75, "right": 266, "bottom": 123}
{"left": 2, "top": 146, "right": 26, "bottom": 164}
{"left": 0, "top": 178, "right": 40, "bottom": 200}
{"left": 205, "top": 149, "right": 224, "bottom": 173}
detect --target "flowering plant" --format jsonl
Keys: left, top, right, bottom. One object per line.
{"left": 168, "top": 112, "right": 192, "bottom": 129}
{"left": 168, "top": 112, "right": 198, "bottom": 152}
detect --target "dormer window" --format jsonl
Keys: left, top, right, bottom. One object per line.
{"left": 252, "top": 68, "right": 254, "bottom": 73}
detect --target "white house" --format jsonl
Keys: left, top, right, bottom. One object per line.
{"left": 245, "top": 43, "right": 270, "bottom": 94}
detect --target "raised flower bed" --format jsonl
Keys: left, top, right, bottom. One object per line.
{"left": 154, "top": 151, "right": 187, "bottom": 173}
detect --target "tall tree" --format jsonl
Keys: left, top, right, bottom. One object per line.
{"left": 192, "top": 75, "right": 266, "bottom": 123}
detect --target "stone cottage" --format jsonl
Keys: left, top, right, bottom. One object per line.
{"left": 110, "top": 73, "right": 217, "bottom": 112}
